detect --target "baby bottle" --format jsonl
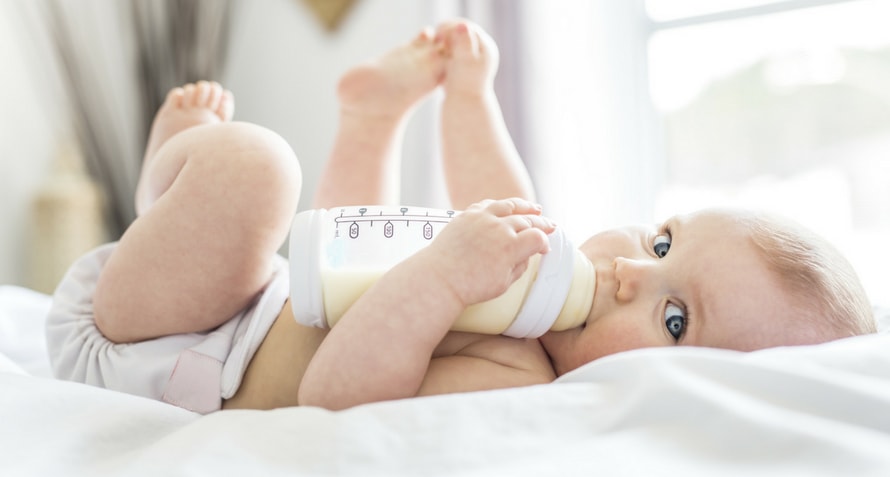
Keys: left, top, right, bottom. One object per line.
{"left": 288, "top": 205, "right": 596, "bottom": 338}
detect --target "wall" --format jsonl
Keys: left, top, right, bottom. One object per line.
{"left": 0, "top": 0, "right": 457, "bottom": 288}
{"left": 226, "top": 0, "right": 454, "bottom": 212}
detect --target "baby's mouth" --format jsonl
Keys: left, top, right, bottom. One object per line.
{"left": 585, "top": 264, "right": 605, "bottom": 325}
{"left": 585, "top": 261, "right": 616, "bottom": 326}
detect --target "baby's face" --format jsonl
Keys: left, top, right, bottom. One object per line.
{"left": 540, "top": 209, "right": 803, "bottom": 376}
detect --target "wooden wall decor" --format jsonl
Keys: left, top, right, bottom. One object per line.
{"left": 303, "top": 0, "right": 357, "bottom": 31}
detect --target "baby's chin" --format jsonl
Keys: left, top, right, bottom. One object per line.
{"left": 536, "top": 328, "right": 579, "bottom": 374}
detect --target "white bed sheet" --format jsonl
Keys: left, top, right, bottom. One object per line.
{"left": 0, "top": 286, "right": 51, "bottom": 377}
{"left": 3, "top": 285, "right": 890, "bottom": 476}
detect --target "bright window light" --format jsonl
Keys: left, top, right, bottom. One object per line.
{"left": 647, "top": 0, "right": 890, "bottom": 303}
{"left": 646, "top": 0, "right": 788, "bottom": 22}
{"left": 649, "top": 0, "right": 890, "bottom": 112}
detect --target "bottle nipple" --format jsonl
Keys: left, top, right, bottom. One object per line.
{"left": 550, "top": 251, "right": 595, "bottom": 331}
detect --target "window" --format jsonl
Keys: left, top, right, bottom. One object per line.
{"left": 646, "top": 0, "right": 890, "bottom": 303}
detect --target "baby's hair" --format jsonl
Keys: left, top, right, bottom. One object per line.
{"left": 740, "top": 212, "right": 877, "bottom": 340}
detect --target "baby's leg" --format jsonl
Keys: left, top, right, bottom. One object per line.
{"left": 313, "top": 28, "right": 444, "bottom": 208}
{"left": 94, "top": 82, "right": 301, "bottom": 343}
{"left": 437, "top": 20, "right": 535, "bottom": 210}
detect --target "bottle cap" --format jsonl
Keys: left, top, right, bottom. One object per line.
{"left": 503, "top": 228, "right": 575, "bottom": 338}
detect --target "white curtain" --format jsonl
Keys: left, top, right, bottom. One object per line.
{"left": 465, "top": 0, "right": 659, "bottom": 242}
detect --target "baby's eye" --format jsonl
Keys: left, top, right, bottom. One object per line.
{"left": 664, "top": 303, "right": 686, "bottom": 341}
{"left": 653, "top": 233, "right": 671, "bottom": 258}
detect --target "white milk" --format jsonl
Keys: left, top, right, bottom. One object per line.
{"left": 290, "top": 206, "right": 595, "bottom": 338}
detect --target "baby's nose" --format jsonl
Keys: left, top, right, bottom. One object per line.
{"left": 613, "top": 257, "right": 656, "bottom": 302}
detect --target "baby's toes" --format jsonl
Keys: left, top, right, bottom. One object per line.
{"left": 215, "top": 89, "right": 235, "bottom": 122}
{"left": 193, "top": 81, "right": 214, "bottom": 107}
{"left": 163, "top": 87, "right": 185, "bottom": 109}
{"left": 449, "top": 22, "right": 479, "bottom": 60}
{"left": 472, "top": 24, "right": 499, "bottom": 64}
{"left": 181, "top": 83, "right": 198, "bottom": 106}
{"left": 414, "top": 26, "right": 435, "bottom": 45}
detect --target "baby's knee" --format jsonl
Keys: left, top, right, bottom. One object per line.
{"left": 166, "top": 122, "right": 302, "bottom": 225}
{"left": 216, "top": 122, "right": 301, "bottom": 182}
{"left": 193, "top": 122, "right": 301, "bottom": 197}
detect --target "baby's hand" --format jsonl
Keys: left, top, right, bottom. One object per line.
{"left": 418, "top": 198, "right": 555, "bottom": 308}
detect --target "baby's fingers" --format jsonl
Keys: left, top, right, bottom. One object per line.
{"left": 504, "top": 214, "right": 556, "bottom": 235}
{"left": 515, "top": 227, "right": 552, "bottom": 257}
{"left": 471, "top": 198, "right": 543, "bottom": 217}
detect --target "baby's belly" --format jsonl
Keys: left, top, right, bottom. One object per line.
{"left": 223, "top": 300, "right": 553, "bottom": 410}
{"left": 223, "top": 299, "right": 326, "bottom": 410}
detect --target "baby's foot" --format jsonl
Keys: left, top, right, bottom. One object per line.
{"left": 336, "top": 27, "right": 445, "bottom": 119}
{"left": 142, "top": 81, "right": 234, "bottom": 164}
{"left": 435, "top": 20, "right": 499, "bottom": 96}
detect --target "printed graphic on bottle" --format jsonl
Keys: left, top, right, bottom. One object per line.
{"left": 320, "top": 206, "right": 461, "bottom": 326}
{"left": 332, "top": 206, "right": 456, "bottom": 240}
{"left": 349, "top": 222, "right": 359, "bottom": 239}
{"left": 423, "top": 222, "right": 433, "bottom": 240}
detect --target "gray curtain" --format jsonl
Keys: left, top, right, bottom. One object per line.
{"left": 38, "top": 0, "right": 235, "bottom": 237}
{"left": 456, "top": 0, "right": 530, "bottom": 167}
{"left": 489, "top": 0, "right": 529, "bottom": 165}
{"left": 132, "top": 0, "right": 235, "bottom": 159}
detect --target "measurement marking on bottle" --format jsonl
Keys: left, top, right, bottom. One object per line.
{"left": 335, "top": 208, "right": 456, "bottom": 239}
{"left": 423, "top": 222, "right": 433, "bottom": 240}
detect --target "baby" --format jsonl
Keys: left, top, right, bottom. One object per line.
{"left": 46, "top": 20, "right": 875, "bottom": 413}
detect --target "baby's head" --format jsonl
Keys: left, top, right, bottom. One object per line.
{"left": 540, "top": 208, "right": 876, "bottom": 376}
{"left": 738, "top": 211, "right": 875, "bottom": 339}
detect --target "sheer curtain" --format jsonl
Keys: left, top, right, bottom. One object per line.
{"left": 467, "top": 0, "right": 657, "bottom": 243}
{"left": 34, "top": 1, "right": 140, "bottom": 237}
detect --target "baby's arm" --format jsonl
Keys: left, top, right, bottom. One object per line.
{"left": 298, "top": 198, "right": 554, "bottom": 410}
